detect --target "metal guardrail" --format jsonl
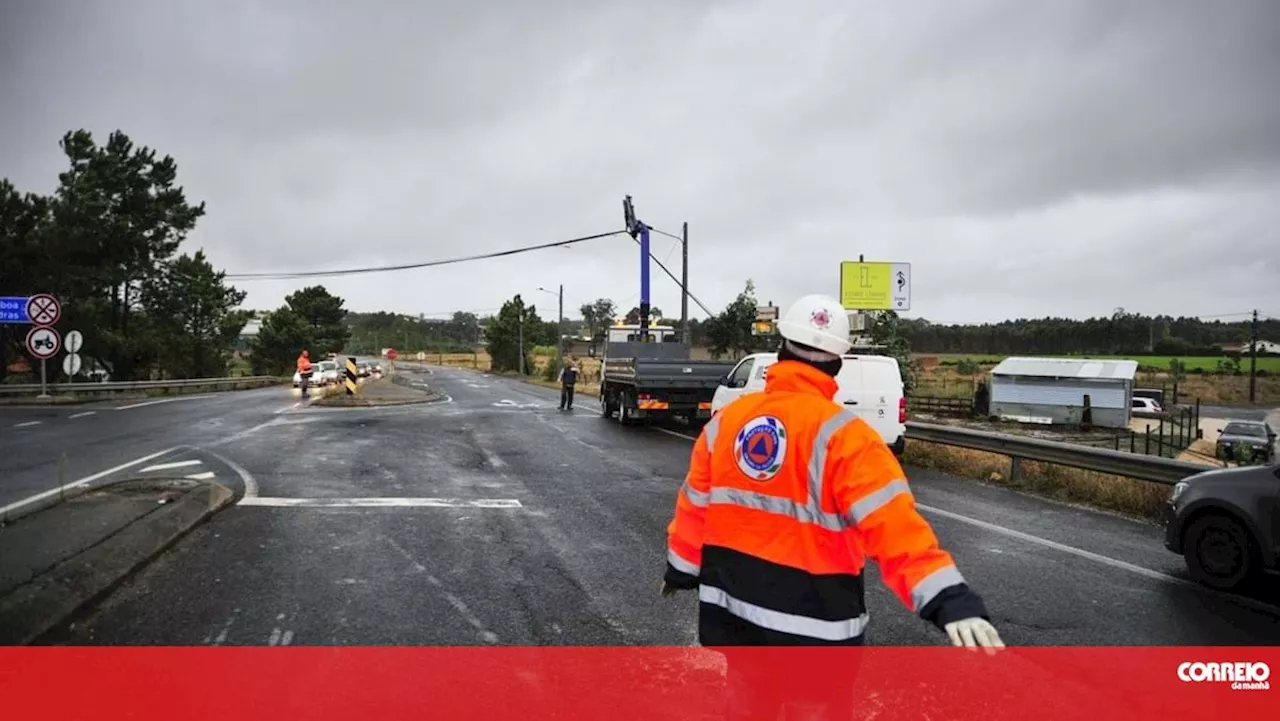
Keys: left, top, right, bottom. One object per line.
{"left": 905, "top": 421, "right": 1212, "bottom": 486}
{"left": 0, "top": 376, "right": 285, "bottom": 396}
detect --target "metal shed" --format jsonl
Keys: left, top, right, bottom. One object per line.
{"left": 988, "top": 357, "right": 1139, "bottom": 428}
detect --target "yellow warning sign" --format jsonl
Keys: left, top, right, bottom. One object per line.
{"left": 839, "top": 261, "right": 912, "bottom": 311}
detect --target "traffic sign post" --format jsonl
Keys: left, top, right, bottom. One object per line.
{"left": 839, "top": 261, "right": 912, "bottom": 311}
{"left": 26, "top": 326, "right": 61, "bottom": 400}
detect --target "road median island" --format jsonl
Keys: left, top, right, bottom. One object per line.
{"left": 310, "top": 374, "right": 443, "bottom": 407}
{"left": 0, "top": 477, "right": 234, "bottom": 645}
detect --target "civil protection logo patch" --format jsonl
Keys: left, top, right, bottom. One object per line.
{"left": 734, "top": 416, "right": 787, "bottom": 481}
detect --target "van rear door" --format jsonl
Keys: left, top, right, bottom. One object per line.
{"left": 833, "top": 356, "right": 905, "bottom": 446}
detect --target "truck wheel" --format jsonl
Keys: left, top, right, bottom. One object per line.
{"left": 599, "top": 389, "right": 614, "bottom": 418}
{"left": 1182, "top": 513, "right": 1256, "bottom": 590}
{"left": 618, "top": 392, "right": 632, "bottom": 426}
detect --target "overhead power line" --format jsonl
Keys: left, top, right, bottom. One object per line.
{"left": 224, "top": 230, "right": 628, "bottom": 281}
{"left": 638, "top": 227, "right": 714, "bottom": 316}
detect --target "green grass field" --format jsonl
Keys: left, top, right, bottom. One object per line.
{"left": 921, "top": 353, "right": 1280, "bottom": 374}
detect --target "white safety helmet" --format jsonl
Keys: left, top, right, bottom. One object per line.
{"left": 775, "top": 294, "right": 852, "bottom": 357}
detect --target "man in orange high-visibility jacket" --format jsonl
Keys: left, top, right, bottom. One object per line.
{"left": 296, "top": 350, "right": 314, "bottom": 397}
{"left": 662, "top": 294, "right": 1003, "bottom": 652}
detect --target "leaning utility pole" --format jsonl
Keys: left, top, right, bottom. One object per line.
{"left": 557, "top": 283, "right": 564, "bottom": 368}
{"left": 681, "top": 222, "right": 690, "bottom": 348}
{"left": 1249, "top": 308, "right": 1258, "bottom": 403}
{"left": 623, "top": 195, "right": 652, "bottom": 341}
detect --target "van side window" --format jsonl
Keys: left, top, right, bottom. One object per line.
{"left": 730, "top": 358, "right": 755, "bottom": 388}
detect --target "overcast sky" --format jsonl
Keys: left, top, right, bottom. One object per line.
{"left": 2, "top": 0, "right": 1278, "bottom": 324}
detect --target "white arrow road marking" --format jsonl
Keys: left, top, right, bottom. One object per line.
{"left": 138, "top": 459, "right": 203, "bottom": 473}
{"left": 13, "top": 421, "right": 41, "bottom": 428}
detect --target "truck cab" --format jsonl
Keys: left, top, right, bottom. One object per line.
{"left": 711, "top": 352, "right": 908, "bottom": 456}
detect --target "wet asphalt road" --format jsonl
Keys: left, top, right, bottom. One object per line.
{"left": 22, "top": 364, "right": 1280, "bottom": 646}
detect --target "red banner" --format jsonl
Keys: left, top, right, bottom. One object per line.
{"left": 1, "top": 647, "right": 1274, "bottom": 720}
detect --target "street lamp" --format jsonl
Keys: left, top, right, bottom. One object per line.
{"left": 536, "top": 284, "right": 565, "bottom": 370}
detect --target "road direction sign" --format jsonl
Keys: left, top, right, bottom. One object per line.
{"left": 65, "top": 329, "right": 84, "bottom": 353}
{"left": 63, "top": 352, "right": 82, "bottom": 377}
{"left": 25, "top": 293, "right": 61, "bottom": 326}
{"left": 26, "top": 326, "right": 61, "bottom": 359}
{"left": 0, "top": 296, "right": 30, "bottom": 324}
{"left": 839, "top": 261, "right": 912, "bottom": 311}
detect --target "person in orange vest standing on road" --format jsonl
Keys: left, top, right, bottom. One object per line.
{"left": 297, "top": 349, "right": 314, "bottom": 397}
{"left": 662, "top": 293, "right": 1003, "bottom": 646}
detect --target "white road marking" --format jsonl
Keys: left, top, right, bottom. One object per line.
{"left": 13, "top": 420, "right": 41, "bottom": 428}
{"left": 652, "top": 427, "right": 698, "bottom": 441}
{"left": 0, "top": 446, "right": 180, "bottom": 518}
{"left": 383, "top": 535, "right": 500, "bottom": 644}
{"left": 69, "top": 411, "right": 96, "bottom": 419}
{"left": 138, "top": 459, "right": 203, "bottom": 473}
{"left": 238, "top": 497, "right": 523, "bottom": 508}
{"left": 115, "top": 395, "right": 216, "bottom": 410}
{"left": 275, "top": 401, "right": 304, "bottom": 414}
{"left": 186, "top": 471, "right": 217, "bottom": 480}
{"left": 203, "top": 447, "right": 260, "bottom": 498}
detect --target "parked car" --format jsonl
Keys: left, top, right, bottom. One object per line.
{"left": 1164, "top": 462, "right": 1280, "bottom": 590}
{"left": 1131, "top": 396, "right": 1163, "bottom": 418}
{"left": 314, "top": 360, "right": 340, "bottom": 385}
{"left": 1216, "top": 420, "right": 1277, "bottom": 464}
{"left": 710, "top": 352, "right": 907, "bottom": 456}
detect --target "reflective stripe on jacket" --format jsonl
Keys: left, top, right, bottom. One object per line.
{"left": 664, "top": 360, "right": 988, "bottom": 645}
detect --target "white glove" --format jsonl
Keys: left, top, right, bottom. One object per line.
{"left": 944, "top": 617, "right": 1004, "bottom": 653}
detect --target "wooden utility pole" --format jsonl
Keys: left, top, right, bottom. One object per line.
{"left": 1249, "top": 309, "right": 1258, "bottom": 403}
{"left": 681, "top": 222, "right": 690, "bottom": 348}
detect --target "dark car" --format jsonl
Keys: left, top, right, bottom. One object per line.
{"left": 1216, "top": 420, "right": 1277, "bottom": 463}
{"left": 1164, "top": 462, "right": 1280, "bottom": 590}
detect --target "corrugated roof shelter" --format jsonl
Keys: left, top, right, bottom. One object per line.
{"left": 988, "top": 357, "right": 1139, "bottom": 428}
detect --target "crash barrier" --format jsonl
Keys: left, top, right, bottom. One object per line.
{"left": 0, "top": 376, "right": 286, "bottom": 397}
{"left": 904, "top": 421, "right": 1210, "bottom": 486}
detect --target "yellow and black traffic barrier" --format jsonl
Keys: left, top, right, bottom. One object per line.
{"left": 345, "top": 356, "right": 359, "bottom": 395}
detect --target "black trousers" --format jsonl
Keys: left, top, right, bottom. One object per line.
{"left": 559, "top": 384, "right": 575, "bottom": 409}
{"left": 703, "top": 607, "right": 864, "bottom": 720}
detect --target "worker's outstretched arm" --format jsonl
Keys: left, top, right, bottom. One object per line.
{"left": 827, "top": 421, "right": 998, "bottom": 641}
{"left": 663, "top": 416, "right": 716, "bottom": 591}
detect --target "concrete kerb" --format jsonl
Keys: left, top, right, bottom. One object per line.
{"left": 0, "top": 477, "right": 235, "bottom": 645}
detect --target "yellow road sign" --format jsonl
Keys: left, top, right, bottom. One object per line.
{"left": 839, "top": 261, "right": 912, "bottom": 311}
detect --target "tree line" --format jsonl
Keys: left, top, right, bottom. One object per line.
{"left": 900, "top": 310, "right": 1277, "bottom": 357}
{"left": 1, "top": 130, "right": 248, "bottom": 382}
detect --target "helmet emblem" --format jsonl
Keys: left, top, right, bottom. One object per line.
{"left": 810, "top": 309, "right": 831, "bottom": 328}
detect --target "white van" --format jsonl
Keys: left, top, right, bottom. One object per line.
{"left": 710, "top": 353, "right": 907, "bottom": 455}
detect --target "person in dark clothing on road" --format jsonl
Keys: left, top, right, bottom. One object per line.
{"left": 558, "top": 360, "right": 579, "bottom": 410}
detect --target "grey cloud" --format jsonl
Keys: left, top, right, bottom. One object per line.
{"left": 1, "top": 0, "right": 1277, "bottom": 324}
